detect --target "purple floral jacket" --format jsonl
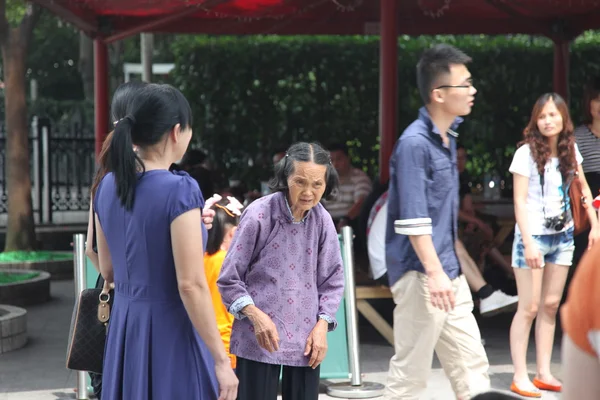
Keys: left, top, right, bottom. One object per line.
{"left": 217, "top": 192, "right": 345, "bottom": 366}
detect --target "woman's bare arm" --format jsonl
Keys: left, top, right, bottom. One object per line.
{"left": 171, "top": 208, "right": 231, "bottom": 366}
{"left": 513, "top": 173, "right": 532, "bottom": 244}
{"left": 85, "top": 199, "right": 99, "bottom": 272}
{"left": 95, "top": 214, "right": 114, "bottom": 284}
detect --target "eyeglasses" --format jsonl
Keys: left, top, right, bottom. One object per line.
{"left": 432, "top": 80, "right": 474, "bottom": 91}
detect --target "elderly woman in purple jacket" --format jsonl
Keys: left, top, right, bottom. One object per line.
{"left": 217, "top": 142, "right": 345, "bottom": 400}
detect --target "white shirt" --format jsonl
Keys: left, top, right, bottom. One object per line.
{"left": 509, "top": 143, "right": 583, "bottom": 235}
{"left": 367, "top": 197, "right": 388, "bottom": 280}
{"left": 324, "top": 168, "right": 372, "bottom": 219}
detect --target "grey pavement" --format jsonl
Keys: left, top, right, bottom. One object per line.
{"left": 0, "top": 281, "right": 561, "bottom": 399}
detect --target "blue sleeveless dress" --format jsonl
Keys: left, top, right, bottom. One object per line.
{"left": 95, "top": 170, "right": 218, "bottom": 400}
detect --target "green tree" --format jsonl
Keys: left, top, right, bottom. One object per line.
{"left": 1, "top": 0, "right": 40, "bottom": 251}
{"left": 27, "top": 11, "right": 81, "bottom": 100}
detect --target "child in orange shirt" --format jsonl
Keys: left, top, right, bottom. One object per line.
{"left": 204, "top": 196, "right": 243, "bottom": 369}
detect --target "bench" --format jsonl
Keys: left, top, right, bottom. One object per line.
{"left": 355, "top": 285, "right": 394, "bottom": 346}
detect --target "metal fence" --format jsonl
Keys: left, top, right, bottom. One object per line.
{"left": 0, "top": 116, "right": 95, "bottom": 226}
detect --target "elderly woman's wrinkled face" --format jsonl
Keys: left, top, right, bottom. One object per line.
{"left": 287, "top": 161, "right": 327, "bottom": 212}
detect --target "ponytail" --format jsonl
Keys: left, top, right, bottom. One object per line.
{"left": 104, "top": 83, "right": 193, "bottom": 211}
{"left": 108, "top": 115, "right": 142, "bottom": 210}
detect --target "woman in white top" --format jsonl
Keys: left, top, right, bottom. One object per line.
{"left": 508, "top": 93, "right": 599, "bottom": 398}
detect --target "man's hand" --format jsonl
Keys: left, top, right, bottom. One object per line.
{"left": 426, "top": 270, "right": 455, "bottom": 311}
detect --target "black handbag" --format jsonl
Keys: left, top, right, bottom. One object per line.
{"left": 66, "top": 287, "right": 113, "bottom": 374}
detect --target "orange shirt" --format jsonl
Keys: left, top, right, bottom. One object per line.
{"left": 204, "top": 250, "right": 236, "bottom": 369}
{"left": 561, "top": 242, "right": 600, "bottom": 360}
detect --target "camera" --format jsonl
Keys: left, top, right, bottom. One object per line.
{"left": 544, "top": 212, "right": 567, "bottom": 231}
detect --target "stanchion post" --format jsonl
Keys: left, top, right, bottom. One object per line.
{"left": 341, "top": 226, "right": 362, "bottom": 386}
{"left": 326, "top": 226, "right": 385, "bottom": 399}
{"left": 73, "top": 234, "right": 90, "bottom": 400}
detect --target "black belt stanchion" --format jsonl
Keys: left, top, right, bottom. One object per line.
{"left": 327, "top": 226, "right": 385, "bottom": 398}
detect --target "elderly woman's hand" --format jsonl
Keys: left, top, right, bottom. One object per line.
{"left": 304, "top": 319, "right": 329, "bottom": 369}
{"left": 244, "top": 305, "right": 280, "bottom": 353}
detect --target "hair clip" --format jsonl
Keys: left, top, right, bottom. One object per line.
{"left": 225, "top": 196, "right": 244, "bottom": 216}
{"left": 204, "top": 194, "right": 223, "bottom": 210}
{"left": 212, "top": 196, "right": 244, "bottom": 218}
{"left": 214, "top": 203, "right": 235, "bottom": 218}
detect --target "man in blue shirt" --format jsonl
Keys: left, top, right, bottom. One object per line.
{"left": 383, "top": 44, "right": 490, "bottom": 399}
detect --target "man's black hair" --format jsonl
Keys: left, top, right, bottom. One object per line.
{"left": 417, "top": 44, "right": 472, "bottom": 104}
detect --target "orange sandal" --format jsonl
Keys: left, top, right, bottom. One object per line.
{"left": 510, "top": 382, "right": 542, "bottom": 398}
{"left": 533, "top": 377, "right": 562, "bottom": 392}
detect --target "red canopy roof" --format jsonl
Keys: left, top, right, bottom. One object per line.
{"left": 34, "top": 0, "right": 600, "bottom": 40}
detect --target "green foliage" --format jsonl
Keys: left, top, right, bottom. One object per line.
{"left": 29, "top": 97, "right": 94, "bottom": 129}
{"left": 0, "top": 271, "right": 40, "bottom": 283}
{"left": 172, "top": 35, "right": 380, "bottom": 187}
{"left": 170, "top": 34, "right": 600, "bottom": 190}
{"left": 27, "top": 10, "right": 82, "bottom": 100}
{"left": 5, "top": 0, "right": 27, "bottom": 26}
{"left": 23, "top": 12, "right": 179, "bottom": 102}
{"left": 0, "top": 250, "right": 71, "bottom": 262}
{"left": 121, "top": 33, "right": 180, "bottom": 64}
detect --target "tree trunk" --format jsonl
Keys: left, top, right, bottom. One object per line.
{"left": 78, "top": 31, "right": 94, "bottom": 102}
{"left": 141, "top": 33, "right": 153, "bottom": 82}
{"left": 3, "top": 28, "right": 35, "bottom": 251}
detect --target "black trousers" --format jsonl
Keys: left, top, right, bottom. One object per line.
{"left": 565, "top": 229, "right": 589, "bottom": 303}
{"left": 236, "top": 357, "right": 320, "bottom": 400}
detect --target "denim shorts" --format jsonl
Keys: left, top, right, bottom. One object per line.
{"left": 512, "top": 226, "right": 575, "bottom": 268}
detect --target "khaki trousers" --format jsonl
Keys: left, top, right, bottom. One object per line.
{"left": 383, "top": 271, "right": 490, "bottom": 400}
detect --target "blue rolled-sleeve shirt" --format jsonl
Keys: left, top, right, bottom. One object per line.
{"left": 385, "top": 107, "right": 463, "bottom": 287}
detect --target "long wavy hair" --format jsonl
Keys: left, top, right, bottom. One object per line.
{"left": 518, "top": 93, "right": 576, "bottom": 178}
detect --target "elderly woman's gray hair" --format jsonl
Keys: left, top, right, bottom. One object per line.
{"left": 268, "top": 142, "right": 339, "bottom": 199}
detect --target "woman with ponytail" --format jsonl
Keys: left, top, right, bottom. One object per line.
{"left": 93, "top": 83, "right": 237, "bottom": 400}
{"left": 86, "top": 81, "right": 147, "bottom": 271}
{"left": 83, "top": 80, "right": 147, "bottom": 399}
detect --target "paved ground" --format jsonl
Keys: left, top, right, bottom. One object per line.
{"left": 0, "top": 280, "right": 562, "bottom": 399}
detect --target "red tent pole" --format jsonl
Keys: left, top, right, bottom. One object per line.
{"left": 94, "top": 39, "right": 109, "bottom": 159}
{"left": 553, "top": 39, "right": 570, "bottom": 102}
{"left": 378, "top": 0, "right": 398, "bottom": 184}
